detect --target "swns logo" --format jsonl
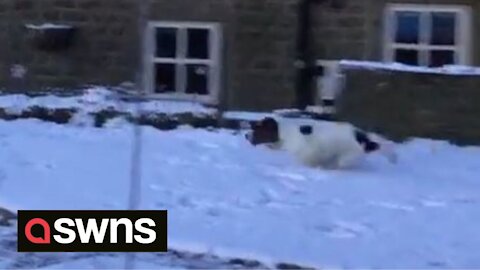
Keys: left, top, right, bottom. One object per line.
{"left": 18, "top": 210, "right": 167, "bottom": 252}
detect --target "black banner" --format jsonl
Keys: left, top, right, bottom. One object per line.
{"left": 18, "top": 210, "right": 168, "bottom": 252}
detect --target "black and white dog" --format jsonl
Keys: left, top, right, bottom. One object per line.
{"left": 245, "top": 117, "right": 398, "bottom": 169}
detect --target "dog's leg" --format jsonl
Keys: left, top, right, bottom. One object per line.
{"left": 335, "top": 151, "right": 363, "bottom": 169}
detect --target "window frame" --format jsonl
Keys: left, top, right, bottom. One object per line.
{"left": 144, "top": 21, "right": 222, "bottom": 104}
{"left": 383, "top": 4, "right": 472, "bottom": 67}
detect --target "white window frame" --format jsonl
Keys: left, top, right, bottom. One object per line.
{"left": 144, "top": 21, "right": 222, "bottom": 105}
{"left": 383, "top": 4, "right": 472, "bottom": 66}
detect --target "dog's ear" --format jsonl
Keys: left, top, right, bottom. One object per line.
{"left": 248, "top": 117, "right": 280, "bottom": 145}
{"left": 262, "top": 117, "right": 278, "bottom": 129}
{"left": 354, "top": 129, "right": 369, "bottom": 145}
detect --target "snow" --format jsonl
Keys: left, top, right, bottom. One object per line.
{"left": 1, "top": 119, "right": 480, "bottom": 268}
{"left": 68, "top": 111, "right": 95, "bottom": 127}
{"left": 0, "top": 223, "right": 186, "bottom": 270}
{"left": 222, "top": 111, "right": 273, "bottom": 121}
{"left": 36, "top": 256, "right": 185, "bottom": 270}
{"left": 25, "top": 23, "right": 74, "bottom": 30}
{"left": 222, "top": 108, "right": 327, "bottom": 122}
{"left": 340, "top": 60, "right": 480, "bottom": 75}
{"left": 0, "top": 87, "right": 216, "bottom": 116}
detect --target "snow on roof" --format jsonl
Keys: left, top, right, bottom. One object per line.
{"left": 339, "top": 60, "right": 480, "bottom": 76}
{"left": 0, "top": 87, "right": 217, "bottom": 116}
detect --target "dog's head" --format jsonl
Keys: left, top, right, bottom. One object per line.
{"left": 245, "top": 117, "right": 280, "bottom": 146}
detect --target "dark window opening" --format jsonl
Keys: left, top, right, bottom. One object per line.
{"left": 395, "top": 11, "right": 420, "bottom": 44}
{"left": 395, "top": 49, "right": 419, "bottom": 65}
{"left": 186, "top": 64, "right": 209, "bottom": 95}
{"left": 155, "top": 27, "right": 177, "bottom": 58}
{"left": 431, "top": 12, "right": 456, "bottom": 45}
{"left": 429, "top": 50, "right": 454, "bottom": 67}
{"left": 154, "top": 64, "right": 175, "bottom": 93}
{"left": 187, "top": 29, "right": 209, "bottom": 59}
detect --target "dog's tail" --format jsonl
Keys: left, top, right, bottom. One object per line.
{"left": 380, "top": 141, "right": 399, "bottom": 164}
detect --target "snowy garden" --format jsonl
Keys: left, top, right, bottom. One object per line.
{"left": 0, "top": 88, "right": 479, "bottom": 269}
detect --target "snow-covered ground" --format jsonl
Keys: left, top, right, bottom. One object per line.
{"left": 1, "top": 118, "right": 480, "bottom": 269}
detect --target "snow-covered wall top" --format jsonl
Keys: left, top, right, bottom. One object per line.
{"left": 340, "top": 60, "right": 480, "bottom": 76}
{"left": 25, "top": 23, "right": 74, "bottom": 30}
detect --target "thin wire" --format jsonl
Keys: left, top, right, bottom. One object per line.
{"left": 125, "top": 0, "right": 149, "bottom": 269}
{"left": 128, "top": 106, "right": 143, "bottom": 211}
{"left": 124, "top": 96, "right": 143, "bottom": 270}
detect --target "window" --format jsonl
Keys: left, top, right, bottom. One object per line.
{"left": 384, "top": 5, "right": 471, "bottom": 67}
{"left": 145, "top": 22, "right": 222, "bottom": 104}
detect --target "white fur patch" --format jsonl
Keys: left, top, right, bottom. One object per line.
{"left": 269, "top": 118, "right": 396, "bottom": 169}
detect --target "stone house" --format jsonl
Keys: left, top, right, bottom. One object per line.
{"left": 0, "top": 0, "right": 479, "bottom": 112}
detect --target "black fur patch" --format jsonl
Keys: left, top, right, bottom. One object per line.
{"left": 299, "top": 125, "right": 313, "bottom": 135}
{"left": 354, "top": 129, "right": 380, "bottom": 153}
{"left": 248, "top": 117, "right": 280, "bottom": 145}
{"left": 354, "top": 129, "right": 369, "bottom": 144}
{"left": 365, "top": 141, "right": 380, "bottom": 152}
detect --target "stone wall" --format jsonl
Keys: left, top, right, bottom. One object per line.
{"left": 1, "top": 0, "right": 479, "bottom": 112}
{"left": 311, "top": 0, "right": 372, "bottom": 61}
{"left": 336, "top": 67, "right": 480, "bottom": 145}
{"left": 0, "top": 0, "right": 300, "bottom": 111}
{"left": 0, "top": 0, "right": 138, "bottom": 91}
{"left": 227, "top": 0, "right": 298, "bottom": 111}
{"left": 151, "top": 0, "right": 297, "bottom": 110}
{"left": 311, "top": 0, "right": 480, "bottom": 63}
{"left": 149, "top": 0, "right": 299, "bottom": 111}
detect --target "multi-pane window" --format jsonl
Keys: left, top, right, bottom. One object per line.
{"left": 384, "top": 5, "right": 471, "bottom": 67}
{"left": 145, "top": 22, "right": 221, "bottom": 103}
